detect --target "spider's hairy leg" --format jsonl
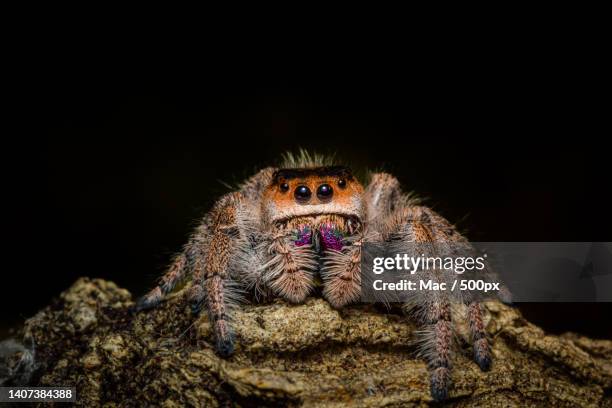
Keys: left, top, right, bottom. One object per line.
{"left": 133, "top": 252, "right": 189, "bottom": 312}
{"left": 367, "top": 173, "right": 456, "bottom": 401}
{"left": 395, "top": 206, "right": 493, "bottom": 401}
{"left": 133, "top": 218, "right": 210, "bottom": 313}
{"left": 410, "top": 210, "right": 455, "bottom": 401}
{"left": 468, "top": 301, "right": 491, "bottom": 370}
{"left": 198, "top": 192, "right": 243, "bottom": 357}
{"left": 415, "top": 207, "right": 494, "bottom": 373}
{"left": 364, "top": 172, "right": 403, "bottom": 221}
{"left": 410, "top": 242, "right": 455, "bottom": 400}
{"left": 413, "top": 293, "right": 454, "bottom": 402}
{"left": 186, "top": 239, "right": 207, "bottom": 316}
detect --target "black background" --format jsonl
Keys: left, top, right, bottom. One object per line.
{"left": 4, "top": 55, "right": 610, "bottom": 339}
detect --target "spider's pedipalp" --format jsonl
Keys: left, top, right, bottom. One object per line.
{"left": 263, "top": 232, "right": 318, "bottom": 303}
{"left": 319, "top": 224, "right": 378, "bottom": 309}
{"left": 321, "top": 245, "right": 361, "bottom": 308}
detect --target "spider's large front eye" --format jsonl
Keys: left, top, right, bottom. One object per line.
{"left": 294, "top": 185, "right": 312, "bottom": 202}
{"left": 317, "top": 183, "right": 333, "bottom": 200}
{"left": 280, "top": 182, "right": 289, "bottom": 192}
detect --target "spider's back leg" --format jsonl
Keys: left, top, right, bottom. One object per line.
{"left": 132, "top": 216, "right": 211, "bottom": 313}
{"left": 417, "top": 292, "right": 454, "bottom": 402}
{"left": 132, "top": 252, "right": 189, "bottom": 312}
{"left": 195, "top": 192, "right": 245, "bottom": 356}
{"left": 408, "top": 214, "right": 455, "bottom": 402}
{"left": 403, "top": 207, "right": 492, "bottom": 401}
{"left": 468, "top": 301, "right": 491, "bottom": 370}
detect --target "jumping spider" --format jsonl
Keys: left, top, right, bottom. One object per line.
{"left": 134, "top": 152, "right": 493, "bottom": 401}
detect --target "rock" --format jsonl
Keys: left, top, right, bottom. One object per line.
{"left": 2, "top": 277, "right": 611, "bottom": 407}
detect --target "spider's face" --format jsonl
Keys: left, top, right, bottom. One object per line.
{"left": 262, "top": 166, "right": 364, "bottom": 230}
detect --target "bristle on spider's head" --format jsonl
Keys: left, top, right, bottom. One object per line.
{"left": 280, "top": 150, "right": 336, "bottom": 169}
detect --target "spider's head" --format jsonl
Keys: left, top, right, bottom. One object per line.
{"left": 262, "top": 166, "right": 364, "bottom": 230}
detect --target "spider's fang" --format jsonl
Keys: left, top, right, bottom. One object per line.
{"left": 294, "top": 225, "right": 313, "bottom": 246}
{"left": 319, "top": 222, "right": 345, "bottom": 251}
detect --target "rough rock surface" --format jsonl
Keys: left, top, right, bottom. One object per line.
{"left": 2, "top": 278, "right": 612, "bottom": 407}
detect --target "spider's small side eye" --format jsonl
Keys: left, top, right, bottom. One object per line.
{"left": 338, "top": 179, "right": 347, "bottom": 188}
{"left": 280, "top": 183, "right": 290, "bottom": 192}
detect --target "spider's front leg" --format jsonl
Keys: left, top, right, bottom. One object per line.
{"left": 188, "top": 192, "right": 244, "bottom": 357}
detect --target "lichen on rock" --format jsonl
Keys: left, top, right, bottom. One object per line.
{"left": 1, "top": 277, "right": 611, "bottom": 407}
